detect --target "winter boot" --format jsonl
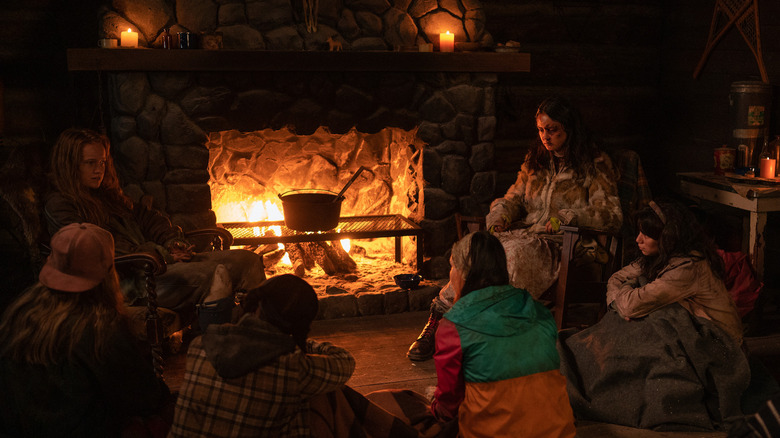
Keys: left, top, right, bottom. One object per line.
{"left": 195, "top": 264, "right": 236, "bottom": 332}
{"left": 406, "top": 305, "right": 444, "bottom": 362}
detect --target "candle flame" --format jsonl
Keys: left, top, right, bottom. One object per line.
{"left": 127, "top": 28, "right": 132, "bottom": 32}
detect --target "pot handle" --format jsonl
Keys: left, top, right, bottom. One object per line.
{"left": 334, "top": 166, "right": 367, "bottom": 201}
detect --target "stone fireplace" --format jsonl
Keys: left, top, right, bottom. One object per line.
{"left": 94, "top": 0, "right": 511, "bottom": 294}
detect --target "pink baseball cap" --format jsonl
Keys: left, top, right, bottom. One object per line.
{"left": 39, "top": 223, "right": 115, "bottom": 293}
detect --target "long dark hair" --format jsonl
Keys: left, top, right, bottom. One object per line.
{"left": 49, "top": 128, "right": 133, "bottom": 227}
{"left": 243, "top": 274, "right": 318, "bottom": 350}
{"left": 635, "top": 202, "right": 725, "bottom": 281}
{"left": 526, "top": 96, "right": 600, "bottom": 176}
{"left": 460, "top": 231, "right": 510, "bottom": 298}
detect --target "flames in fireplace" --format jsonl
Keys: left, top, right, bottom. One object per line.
{"left": 206, "top": 126, "right": 424, "bottom": 283}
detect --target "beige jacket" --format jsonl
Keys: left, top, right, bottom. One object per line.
{"left": 607, "top": 254, "right": 743, "bottom": 343}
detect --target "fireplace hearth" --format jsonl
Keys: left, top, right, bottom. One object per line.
{"left": 105, "top": 67, "right": 499, "bottom": 278}
{"left": 82, "top": 0, "right": 529, "bottom": 284}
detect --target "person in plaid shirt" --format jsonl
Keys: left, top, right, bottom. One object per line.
{"left": 169, "top": 274, "right": 355, "bottom": 437}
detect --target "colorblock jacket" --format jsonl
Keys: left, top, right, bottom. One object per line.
{"left": 431, "top": 285, "right": 576, "bottom": 438}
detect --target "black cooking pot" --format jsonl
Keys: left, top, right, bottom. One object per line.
{"left": 278, "top": 189, "right": 343, "bottom": 231}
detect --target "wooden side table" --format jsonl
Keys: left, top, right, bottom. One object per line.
{"left": 678, "top": 172, "right": 780, "bottom": 280}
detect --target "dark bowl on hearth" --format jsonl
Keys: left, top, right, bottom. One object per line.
{"left": 394, "top": 273, "right": 423, "bottom": 290}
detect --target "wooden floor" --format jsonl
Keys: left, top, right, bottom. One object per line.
{"left": 164, "top": 307, "right": 780, "bottom": 438}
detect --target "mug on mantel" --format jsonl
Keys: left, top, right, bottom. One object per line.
{"left": 178, "top": 32, "right": 198, "bottom": 49}
{"left": 97, "top": 38, "right": 118, "bottom": 48}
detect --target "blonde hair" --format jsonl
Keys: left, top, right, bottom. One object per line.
{"left": 0, "top": 267, "right": 127, "bottom": 365}
{"left": 49, "top": 128, "right": 132, "bottom": 226}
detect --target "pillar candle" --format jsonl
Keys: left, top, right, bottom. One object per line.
{"left": 759, "top": 157, "right": 776, "bottom": 179}
{"left": 120, "top": 29, "right": 138, "bottom": 48}
{"left": 439, "top": 31, "right": 454, "bottom": 52}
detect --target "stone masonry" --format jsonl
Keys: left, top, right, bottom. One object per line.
{"left": 100, "top": 0, "right": 498, "bottom": 278}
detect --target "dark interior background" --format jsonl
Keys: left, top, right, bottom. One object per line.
{"left": 2, "top": 0, "right": 779, "bottom": 285}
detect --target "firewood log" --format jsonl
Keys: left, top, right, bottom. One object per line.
{"left": 299, "top": 243, "right": 316, "bottom": 269}
{"left": 262, "top": 247, "right": 286, "bottom": 268}
{"left": 302, "top": 242, "right": 336, "bottom": 275}
{"left": 284, "top": 243, "right": 308, "bottom": 277}
{"left": 327, "top": 241, "right": 358, "bottom": 273}
{"left": 255, "top": 243, "right": 280, "bottom": 255}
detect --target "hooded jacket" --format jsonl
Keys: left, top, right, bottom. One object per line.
{"left": 431, "top": 285, "right": 576, "bottom": 438}
{"left": 169, "top": 314, "right": 355, "bottom": 438}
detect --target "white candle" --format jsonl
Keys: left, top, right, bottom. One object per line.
{"left": 120, "top": 28, "right": 138, "bottom": 48}
{"left": 439, "top": 31, "right": 454, "bottom": 52}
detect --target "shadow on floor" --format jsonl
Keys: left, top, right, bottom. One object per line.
{"left": 162, "top": 297, "right": 780, "bottom": 438}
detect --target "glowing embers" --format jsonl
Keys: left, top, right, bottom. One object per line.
{"left": 216, "top": 194, "right": 361, "bottom": 276}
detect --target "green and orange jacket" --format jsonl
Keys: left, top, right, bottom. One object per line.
{"left": 431, "top": 284, "right": 576, "bottom": 438}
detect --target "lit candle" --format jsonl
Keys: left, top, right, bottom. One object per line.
{"left": 439, "top": 31, "right": 454, "bottom": 52}
{"left": 120, "top": 28, "right": 138, "bottom": 48}
{"left": 759, "top": 157, "right": 776, "bottom": 179}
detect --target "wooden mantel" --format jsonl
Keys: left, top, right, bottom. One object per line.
{"left": 67, "top": 48, "right": 530, "bottom": 73}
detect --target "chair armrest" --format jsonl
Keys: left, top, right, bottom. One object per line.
{"left": 185, "top": 227, "right": 234, "bottom": 250}
{"left": 115, "top": 252, "right": 167, "bottom": 276}
{"left": 559, "top": 225, "right": 622, "bottom": 270}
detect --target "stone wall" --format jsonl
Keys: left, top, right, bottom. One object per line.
{"left": 101, "top": 0, "right": 498, "bottom": 277}
{"left": 99, "top": 0, "right": 493, "bottom": 51}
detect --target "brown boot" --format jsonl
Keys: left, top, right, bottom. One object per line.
{"left": 407, "top": 306, "right": 443, "bottom": 362}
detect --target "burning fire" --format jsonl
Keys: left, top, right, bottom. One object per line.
{"left": 207, "top": 127, "right": 425, "bottom": 269}
{"left": 217, "top": 197, "right": 351, "bottom": 264}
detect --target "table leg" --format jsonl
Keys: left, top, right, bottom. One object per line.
{"left": 747, "top": 211, "right": 768, "bottom": 281}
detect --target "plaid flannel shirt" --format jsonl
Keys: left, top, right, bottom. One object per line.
{"left": 169, "top": 337, "right": 355, "bottom": 437}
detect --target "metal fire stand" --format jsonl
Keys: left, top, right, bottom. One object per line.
{"left": 219, "top": 214, "right": 424, "bottom": 269}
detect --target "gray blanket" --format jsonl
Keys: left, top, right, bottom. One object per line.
{"left": 558, "top": 303, "right": 750, "bottom": 432}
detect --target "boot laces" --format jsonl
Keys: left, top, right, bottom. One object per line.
{"left": 420, "top": 317, "right": 439, "bottom": 338}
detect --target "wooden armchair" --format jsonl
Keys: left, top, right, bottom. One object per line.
{"left": 39, "top": 226, "right": 233, "bottom": 378}
{"left": 454, "top": 148, "right": 651, "bottom": 330}
{"left": 455, "top": 215, "right": 621, "bottom": 329}
{"left": 126, "top": 227, "right": 233, "bottom": 377}
{"left": 552, "top": 226, "right": 621, "bottom": 329}
{"left": 0, "top": 140, "right": 235, "bottom": 378}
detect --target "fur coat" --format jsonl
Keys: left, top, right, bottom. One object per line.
{"left": 486, "top": 151, "right": 623, "bottom": 297}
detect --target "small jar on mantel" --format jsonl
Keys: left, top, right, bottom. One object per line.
{"left": 162, "top": 28, "right": 173, "bottom": 49}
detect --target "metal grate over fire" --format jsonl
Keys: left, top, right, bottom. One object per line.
{"left": 207, "top": 126, "right": 425, "bottom": 295}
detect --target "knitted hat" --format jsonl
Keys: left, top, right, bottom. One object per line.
{"left": 39, "top": 223, "right": 115, "bottom": 292}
